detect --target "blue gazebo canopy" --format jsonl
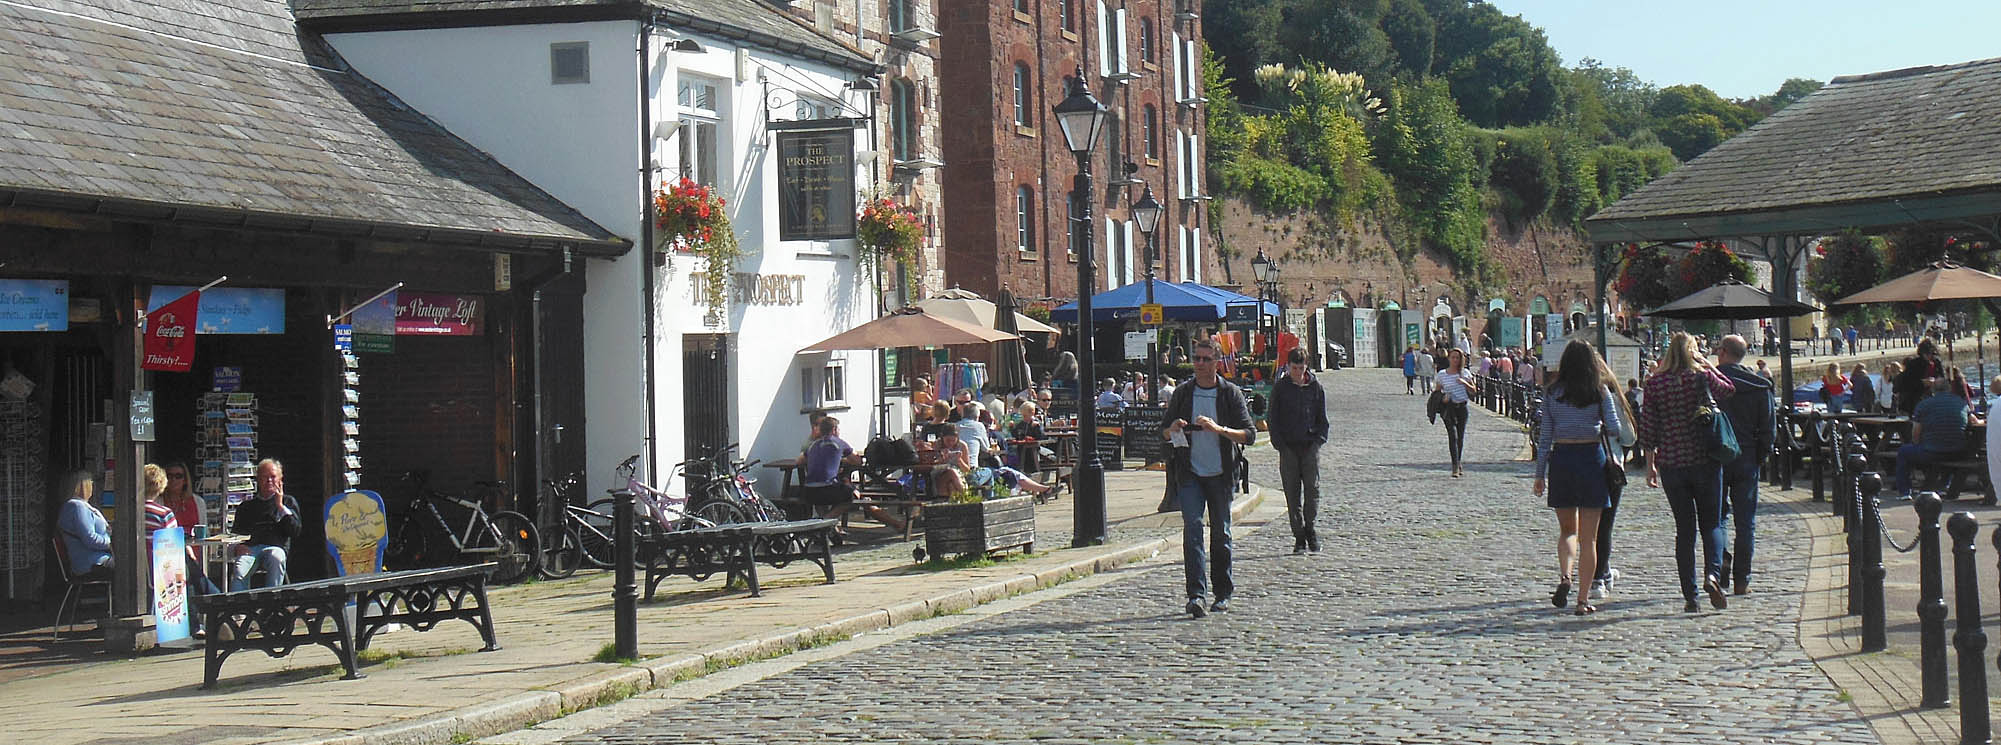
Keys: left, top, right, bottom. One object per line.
{"left": 1050, "top": 279, "right": 1279, "bottom": 323}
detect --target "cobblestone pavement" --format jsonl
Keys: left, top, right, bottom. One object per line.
{"left": 551, "top": 369, "right": 1876, "bottom": 744}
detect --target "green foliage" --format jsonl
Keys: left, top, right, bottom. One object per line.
{"left": 1428, "top": 0, "right": 1566, "bottom": 127}
{"left": 1675, "top": 241, "right": 1753, "bottom": 291}
{"left": 1806, "top": 230, "right": 1887, "bottom": 321}
{"left": 1568, "top": 59, "right": 1657, "bottom": 143}
{"left": 1218, "top": 156, "right": 1329, "bottom": 213}
{"left": 1377, "top": 79, "right": 1486, "bottom": 271}
{"left": 1613, "top": 243, "right": 1677, "bottom": 311}
{"left": 1655, "top": 112, "right": 1729, "bottom": 161}
{"left": 1589, "top": 144, "right": 1677, "bottom": 205}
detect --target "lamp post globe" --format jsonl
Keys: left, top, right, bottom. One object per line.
{"left": 1132, "top": 184, "right": 1162, "bottom": 405}
{"left": 1054, "top": 67, "right": 1109, "bottom": 547}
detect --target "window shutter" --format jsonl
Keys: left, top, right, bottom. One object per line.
{"left": 1191, "top": 227, "right": 1202, "bottom": 284}
{"left": 1190, "top": 133, "right": 1201, "bottom": 196}
{"left": 1171, "top": 32, "right": 1184, "bottom": 100}
{"left": 1113, "top": 8, "right": 1129, "bottom": 74}
{"left": 1123, "top": 220, "right": 1136, "bottom": 285}
{"left": 1096, "top": 2, "right": 1111, "bottom": 77}
{"left": 1181, "top": 37, "right": 1196, "bottom": 99}
{"left": 1174, "top": 130, "right": 1187, "bottom": 198}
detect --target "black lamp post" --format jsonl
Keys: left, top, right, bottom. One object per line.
{"left": 1054, "top": 68, "right": 1110, "bottom": 548}
{"left": 1131, "top": 184, "right": 1163, "bottom": 404}
{"left": 1251, "top": 249, "right": 1279, "bottom": 365}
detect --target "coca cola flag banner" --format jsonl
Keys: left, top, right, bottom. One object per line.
{"left": 144, "top": 290, "right": 198, "bottom": 372}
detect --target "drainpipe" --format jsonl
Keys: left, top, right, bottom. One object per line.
{"left": 527, "top": 247, "right": 573, "bottom": 533}
{"left": 637, "top": 16, "right": 660, "bottom": 484}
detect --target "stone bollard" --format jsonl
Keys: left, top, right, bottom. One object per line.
{"left": 1861, "top": 487, "right": 1890, "bottom": 652}
{"left": 1918, "top": 492, "right": 1950, "bottom": 708}
{"left": 1948, "top": 512, "right": 1991, "bottom": 745}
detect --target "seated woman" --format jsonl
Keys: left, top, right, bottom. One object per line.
{"left": 933, "top": 425, "right": 1055, "bottom": 498}
{"left": 800, "top": 416, "right": 906, "bottom": 534}
{"left": 1008, "top": 400, "right": 1049, "bottom": 473}
{"left": 56, "top": 471, "right": 112, "bottom": 579}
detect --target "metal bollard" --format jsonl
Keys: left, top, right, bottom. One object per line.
{"left": 1842, "top": 453, "right": 1868, "bottom": 529}
{"left": 1850, "top": 472, "right": 1879, "bottom": 616}
{"left": 1917, "top": 492, "right": 1949, "bottom": 709}
{"left": 1861, "top": 487, "right": 1888, "bottom": 652}
{"left": 1810, "top": 412, "right": 1827, "bottom": 502}
{"left": 1948, "top": 512, "right": 1991, "bottom": 745}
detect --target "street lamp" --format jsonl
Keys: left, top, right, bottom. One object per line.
{"left": 1131, "top": 184, "right": 1163, "bottom": 405}
{"left": 1054, "top": 68, "right": 1110, "bottom": 548}
{"left": 1251, "top": 249, "right": 1279, "bottom": 365}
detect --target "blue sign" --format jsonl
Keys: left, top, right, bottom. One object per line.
{"left": 0, "top": 279, "right": 69, "bottom": 332}
{"left": 212, "top": 366, "right": 242, "bottom": 392}
{"left": 333, "top": 324, "right": 353, "bottom": 352}
{"left": 151, "top": 528, "right": 190, "bottom": 644}
{"left": 147, "top": 286, "right": 285, "bottom": 334}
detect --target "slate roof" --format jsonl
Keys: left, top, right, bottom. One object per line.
{"left": 291, "top": 0, "right": 879, "bottom": 74}
{"left": 1586, "top": 57, "right": 2001, "bottom": 238}
{"left": 0, "top": 0, "right": 626, "bottom": 253}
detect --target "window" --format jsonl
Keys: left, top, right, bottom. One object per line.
{"left": 889, "top": 79, "right": 916, "bottom": 160}
{"left": 1013, "top": 0, "right": 1028, "bottom": 14}
{"left": 794, "top": 96, "right": 837, "bottom": 121}
{"left": 1066, "top": 192, "right": 1082, "bottom": 257}
{"left": 1095, "top": 2, "right": 1126, "bottom": 76}
{"left": 1012, "top": 63, "right": 1032, "bottom": 128}
{"left": 1060, "top": 0, "right": 1073, "bottom": 31}
{"left": 1143, "top": 105, "right": 1158, "bottom": 159}
{"left": 1140, "top": 19, "right": 1154, "bottom": 64}
{"left": 1016, "top": 186, "right": 1036, "bottom": 253}
{"left": 1106, "top": 218, "right": 1129, "bottom": 286}
{"left": 889, "top": 0, "right": 912, "bottom": 32}
{"left": 677, "top": 76, "right": 724, "bottom": 186}
{"left": 1103, "top": 110, "right": 1121, "bottom": 173}
{"left": 550, "top": 42, "right": 589, "bottom": 85}
{"left": 800, "top": 357, "right": 848, "bottom": 410}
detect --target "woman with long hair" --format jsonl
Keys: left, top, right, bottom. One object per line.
{"left": 1639, "top": 332, "right": 1737, "bottom": 613}
{"left": 1533, "top": 341, "right": 1623, "bottom": 615}
{"left": 1820, "top": 362, "right": 1848, "bottom": 413}
{"left": 1589, "top": 354, "right": 1638, "bottom": 601}
{"left": 1433, "top": 348, "right": 1479, "bottom": 477}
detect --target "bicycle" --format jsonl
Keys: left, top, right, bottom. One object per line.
{"left": 385, "top": 471, "right": 541, "bottom": 585}
{"left": 591, "top": 453, "right": 726, "bottom": 540}
{"left": 684, "top": 442, "right": 784, "bottom": 522}
{"left": 537, "top": 473, "right": 585, "bottom": 579}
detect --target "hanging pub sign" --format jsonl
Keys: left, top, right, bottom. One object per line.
{"left": 143, "top": 290, "right": 199, "bottom": 372}
{"left": 352, "top": 289, "right": 397, "bottom": 353}
{"left": 0, "top": 279, "right": 69, "bottom": 332}
{"left": 1225, "top": 303, "right": 1259, "bottom": 330}
{"left": 395, "top": 293, "right": 483, "bottom": 336}
{"left": 148, "top": 286, "right": 284, "bottom": 334}
{"left": 775, "top": 129, "right": 855, "bottom": 241}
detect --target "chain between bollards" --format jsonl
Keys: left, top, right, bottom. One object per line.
{"left": 1917, "top": 492, "right": 1949, "bottom": 709}
{"left": 1948, "top": 511, "right": 1991, "bottom": 745}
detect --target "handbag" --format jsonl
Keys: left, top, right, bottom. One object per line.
{"left": 1692, "top": 380, "right": 1742, "bottom": 463}
{"left": 1599, "top": 423, "right": 1628, "bottom": 489}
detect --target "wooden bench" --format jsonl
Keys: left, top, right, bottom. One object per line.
{"left": 642, "top": 519, "right": 838, "bottom": 599}
{"left": 201, "top": 565, "right": 498, "bottom": 688}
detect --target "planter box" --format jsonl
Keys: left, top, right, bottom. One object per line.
{"left": 923, "top": 495, "right": 1035, "bottom": 560}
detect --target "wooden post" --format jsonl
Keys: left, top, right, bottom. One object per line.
{"left": 104, "top": 280, "right": 154, "bottom": 652}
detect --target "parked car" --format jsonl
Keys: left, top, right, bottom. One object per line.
{"left": 1324, "top": 342, "right": 1348, "bottom": 370}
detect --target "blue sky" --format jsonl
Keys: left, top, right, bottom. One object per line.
{"left": 1486, "top": 0, "right": 2001, "bottom": 99}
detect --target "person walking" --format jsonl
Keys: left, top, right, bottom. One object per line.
{"left": 1402, "top": 345, "right": 1419, "bottom": 394}
{"left": 1415, "top": 345, "right": 1437, "bottom": 391}
{"left": 1714, "top": 335, "right": 1773, "bottom": 596}
{"left": 1588, "top": 356, "right": 1638, "bottom": 602}
{"left": 1532, "top": 341, "right": 1622, "bottom": 616}
{"left": 1819, "top": 362, "right": 1848, "bottom": 413}
{"left": 1269, "top": 347, "right": 1329, "bottom": 554}
{"left": 1434, "top": 348, "right": 1478, "bottom": 477}
{"left": 1164, "top": 337, "right": 1256, "bottom": 618}
{"left": 1640, "top": 332, "right": 1737, "bottom": 613}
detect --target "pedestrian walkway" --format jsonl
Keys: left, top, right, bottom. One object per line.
{"left": 0, "top": 469, "right": 1260, "bottom": 745}
{"left": 498, "top": 367, "right": 1877, "bottom": 745}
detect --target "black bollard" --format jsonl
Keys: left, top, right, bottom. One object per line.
{"left": 1948, "top": 512, "right": 1991, "bottom": 745}
{"left": 1917, "top": 492, "right": 1949, "bottom": 709}
{"left": 1843, "top": 453, "right": 1868, "bottom": 528}
{"left": 1850, "top": 472, "right": 1880, "bottom": 616}
{"left": 1810, "top": 412, "right": 1827, "bottom": 502}
{"left": 613, "top": 489, "right": 637, "bottom": 660}
{"left": 1861, "top": 487, "right": 1889, "bottom": 652}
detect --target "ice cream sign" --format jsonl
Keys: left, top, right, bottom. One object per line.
{"left": 0, "top": 279, "right": 69, "bottom": 332}
{"left": 394, "top": 292, "right": 484, "bottom": 336}
{"left": 323, "top": 489, "right": 389, "bottom": 577}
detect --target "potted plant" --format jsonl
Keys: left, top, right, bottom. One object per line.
{"left": 653, "top": 178, "right": 740, "bottom": 312}
{"left": 857, "top": 197, "right": 924, "bottom": 296}
{"left": 922, "top": 479, "right": 1035, "bottom": 561}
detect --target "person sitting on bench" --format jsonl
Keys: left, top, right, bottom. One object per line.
{"left": 934, "top": 425, "right": 1055, "bottom": 498}
{"left": 57, "top": 471, "right": 113, "bottom": 579}
{"left": 230, "top": 459, "right": 300, "bottom": 590}
{"left": 801, "top": 416, "right": 906, "bottom": 534}
{"left": 1897, "top": 377, "right": 1985, "bottom": 500}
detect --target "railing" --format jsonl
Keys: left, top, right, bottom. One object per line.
{"left": 1474, "top": 374, "right": 1541, "bottom": 446}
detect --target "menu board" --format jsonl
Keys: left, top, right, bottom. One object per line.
{"left": 1123, "top": 405, "right": 1167, "bottom": 463}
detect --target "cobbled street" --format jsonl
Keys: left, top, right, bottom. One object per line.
{"left": 552, "top": 369, "right": 1875, "bottom": 744}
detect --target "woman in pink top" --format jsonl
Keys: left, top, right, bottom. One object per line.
{"left": 1639, "top": 332, "right": 1736, "bottom": 613}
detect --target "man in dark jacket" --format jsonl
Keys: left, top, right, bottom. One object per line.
{"left": 1894, "top": 338, "right": 1944, "bottom": 414}
{"left": 1164, "top": 337, "right": 1256, "bottom": 618}
{"left": 1713, "top": 336, "right": 1773, "bottom": 595}
{"left": 1269, "top": 347, "right": 1330, "bottom": 553}
{"left": 230, "top": 458, "right": 302, "bottom": 590}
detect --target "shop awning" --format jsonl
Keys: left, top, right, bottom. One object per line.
{"left": 1048, "top": 279, "right": 1278, "bottom": 323}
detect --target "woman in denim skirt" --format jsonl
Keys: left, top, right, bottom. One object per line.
{"left": 1532, "top": 341, "right": 1622, "bottom": 616}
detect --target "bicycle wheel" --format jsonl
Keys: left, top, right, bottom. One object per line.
{"left": 689, "top": 493, "right": 749, "bottom": 528}
{"left": 575, "top": 502, "right": 617, "bottom": 568}
{"left": 485, "top": 511, "right": 542, "bottom": 584}
{"left": 384, "top": 518, "right": 431, "bottom": 570}
{"left": 539, "top": 523, "right": 582, "bottom": 579}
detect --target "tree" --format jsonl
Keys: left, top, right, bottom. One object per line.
{"left": 1614, "top": 243, "right": 1677, "bottom": 312}
{"left": 1377, "top": 79, "right": 1487, "bottom": 271}
{"left": 1805, "top": 230, "right": 1886, "bottom": 321}
{"left": 1381, "top": 0, "right": 1435, "bottom": 76}
{"left": 1280, "top": 0, "right": 1398, "bottom": 87}
{"left": 1655, "top": 112, "right": 1728, "bottom": 161}
{"left": 1429, "top": 1, "right": 1566, "bottom": 127}
{"left": 1570, "top": 59, "right": 1656, "bottom": 142}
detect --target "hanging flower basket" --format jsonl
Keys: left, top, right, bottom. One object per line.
{"left": 857, "top": 197, "right": 924, "bottom": 293}
{"left": 653, "top": 178, "right": 740, "bottom": 312}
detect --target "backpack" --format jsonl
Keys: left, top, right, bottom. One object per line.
{"left": 864, "top": 435, "right": 918, "bottom": 467}
{"left": 1692, "top": 385, "right": 1741, "bottom": 463}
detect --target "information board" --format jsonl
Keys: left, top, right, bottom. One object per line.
{"left": 1122, "top": 405, "right": 1167, "bottom": 463}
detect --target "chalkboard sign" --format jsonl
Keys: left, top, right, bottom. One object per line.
{"left": 1096, "top": 409, "right": 1123, "bottom": 470}
{"left": 1123, "top": 405, "right": 1167, "bottom": 462}
{"left": 1047, "top": 385, "right": 1080, "bottom": 421}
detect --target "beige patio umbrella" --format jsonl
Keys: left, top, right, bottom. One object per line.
{"left": 917, "top": 290, "right": 1059, "bottom": 334}
{"left": 798, "top": 307, "right": 1021, "bottom": 352}
{"left": 1829, "top": 261, "right": 2001, "bottom": 305}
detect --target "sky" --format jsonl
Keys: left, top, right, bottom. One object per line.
{"left": 1485, "top": 0, "right": 2001, "bottom": 99}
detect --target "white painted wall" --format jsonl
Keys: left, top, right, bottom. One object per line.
{"left": 327, "top": 21, "right": 880, "bottom": 501}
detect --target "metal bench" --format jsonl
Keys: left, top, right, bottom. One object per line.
{"left": 642, "top": 519, "right": 837, "bottom": 599}
{"left": 201, "top": 564, "right": 498, "bottom": 688}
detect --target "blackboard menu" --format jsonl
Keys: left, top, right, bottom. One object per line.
{"left": 1096, "top": 409, "right": 1123, "bottom": 470}
{"left": 1047, "top": 386, "right": 1080, "bottom": 421}
{"left": 1123, "top": 405, "right": 1167, "bottom": 462}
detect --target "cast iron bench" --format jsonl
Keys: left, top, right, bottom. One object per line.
{"left": 201, "top": 564, "right": 498, "bottom": 688}
{"left": 641, "top": 519, "right": 838, "bottom": 600}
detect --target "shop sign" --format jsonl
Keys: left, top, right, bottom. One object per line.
{"left": 1225, "top": 303, "right": 1258, "bottom": 330}
{"left": 143, "top": 291, "right": 199, "bottom": 372}
{"left": 151, "top": 527, "right": 190, "bottom": 643}
{"left": 352, "top": 290, "right": 397, "bottom": 353}
{"left": 130, "top": 390, "right": 155, "bottom": 441}
{"left": 0, "top": 279, "right": 69, "bottom": 332}
{"left": 733, "top": 273, "right": 807, "bottom": 307}
{"left": 395, "top": 293, "right": 483, "bottom": 336}
{"left": 332, "top": 324, "right": 353, "bottom": 352}
{"left": 212, "top": 366, "right": 242, "bottom": 392}
{"left": 775, "top": 129, "right": 856, "bottom": 241}
{"left": 148, "top": 287, "right": 285, "bottom": 334}
{"left": 324, "top": 489, "right": 388, "bottom": 576}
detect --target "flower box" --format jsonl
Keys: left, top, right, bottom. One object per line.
{"left": 922, "top": 495, "right": 1035, "bottom": 560}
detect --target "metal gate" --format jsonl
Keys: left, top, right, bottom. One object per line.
{"left": 682, "top": 334, "right": 731, "bottom": 463}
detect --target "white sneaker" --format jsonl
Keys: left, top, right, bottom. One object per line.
{"left": 1589, "top": 579, "right": 1607, "bottom": 600}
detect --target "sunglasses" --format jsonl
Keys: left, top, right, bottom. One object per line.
{"left": 1192, "top": 356, "right": 1217, "bottom": 362}
{"left": 167, "top": 473, "right": 187, "bottom": 480}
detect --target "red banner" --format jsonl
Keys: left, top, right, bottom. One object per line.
{"left": 143, "top": 290, "right": 198, "bottom": 372}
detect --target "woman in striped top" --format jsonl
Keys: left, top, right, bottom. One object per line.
{"left": 1532, "top": 341, "right": 1622, "bottom": 615}
{"left": 1433, "top": 348, "right": 1478, "bottom": 477}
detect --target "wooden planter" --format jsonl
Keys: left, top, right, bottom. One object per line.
{"left": 923, "top": 495, "right": 1035, "bottom": 560}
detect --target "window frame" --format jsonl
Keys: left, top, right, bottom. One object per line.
{"left": 889, "top": 78, "right": 917, "bottom": 160}
{"left": 1143, "top": 105, "right": 1158, "bottom": 160}
{"left": 1016, "top": 186, "right": 1037, "bottom": 255}
{"left": 550, "top": 42, "right": 590, "bottom": 85}
{"left": 1012, "top": 63, "right": 1033, "bottom": 129}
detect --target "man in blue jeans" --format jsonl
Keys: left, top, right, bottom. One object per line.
{"left": 1164, "top": 338, "right": 1256, "bottom": 618}
{"left": 1898, "top": 378, "right": 1979, "bottom": 498}
{"left": 1713, "top": 336, "right": 1772, "bottom": 595}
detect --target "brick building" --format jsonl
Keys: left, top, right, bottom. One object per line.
{"left": 780, "top": 0, "right": 949, "bottom": 303}
{"left": 938, "top": 0, "right": 1208, "bottom": 306}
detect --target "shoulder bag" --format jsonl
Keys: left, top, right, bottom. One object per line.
{"left": 1691, "top": 375, "right": 1741, "bottom": 463}
{"left": 1597, "top": 400, "right": 1628, "bottom": 488}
